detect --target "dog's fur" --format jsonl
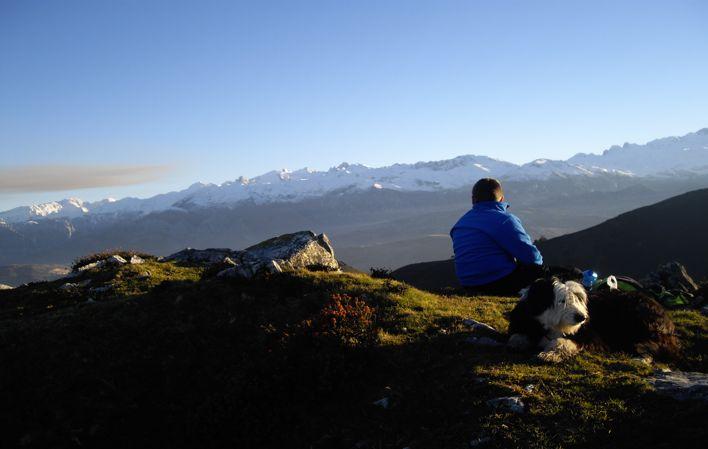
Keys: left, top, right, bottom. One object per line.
{"left": 507, "top": 277, "right": 680, "bottom": 363}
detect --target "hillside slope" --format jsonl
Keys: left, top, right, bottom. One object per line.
{"left": 538, "top": 188, "right": 708, "bottom": 279}
{"left": 0, "top": 257, "right": 705, "bottom": 448}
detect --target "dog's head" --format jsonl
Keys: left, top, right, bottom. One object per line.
{"left": 519, "top": 277, "right": 589, "bottom": 335}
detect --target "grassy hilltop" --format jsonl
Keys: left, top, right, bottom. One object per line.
{"left": 0, "top": 258, "right": 706, "bottom": 448}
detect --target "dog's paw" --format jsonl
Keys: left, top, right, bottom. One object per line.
{"left": 536, "top": 338, "right": 580, "bottom": 363}
{"left": 507, "top": 333, "right": 531, "bottom": 350}
{"left": 536, "top": 350, "right": 567, "bottom": 363}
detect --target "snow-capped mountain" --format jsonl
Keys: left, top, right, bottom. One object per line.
{"left": 568, "top": 128, "right": 708, "bottom": 176}
{"left": 2, "top": 128, "right": 708, "bottom": 224}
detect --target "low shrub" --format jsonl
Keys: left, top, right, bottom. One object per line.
{"left": 303, "top": 293, "right": 378, "bottom": 347}
{"left": 370, "top": 266, "right": 393, "bottom": 279}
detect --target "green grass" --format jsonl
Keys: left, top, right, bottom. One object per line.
{"left": 0, "top": 261, "right": 705, "bottom": 448}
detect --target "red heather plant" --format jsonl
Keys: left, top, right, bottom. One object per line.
{"left": 305, "top": 293, "right": 378, "bottom": 347}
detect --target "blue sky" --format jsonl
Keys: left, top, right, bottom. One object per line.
{"left": 1, "top": 0, "right": 707, "bottom": 210}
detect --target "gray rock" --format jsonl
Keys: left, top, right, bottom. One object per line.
{"left": 0, "top": 283, "right": 14, "bottom": 290}
{"left": 106, "top": 255, "right": 127, "bottom": 265}
{"left": 244, "top": 231, "right": 339, "bottom": 271}
{"left": 644, "top": 262, "right": 699, "bottom": 294}
{"left": 170, "top": 231, "right": 339, "bottom": 280}
{"left": 222, "top": 257, "right": 238, "bottom": 266}
{"left": 650, "top": 370, "right": 708, "bottom": 402}
{"left": 60, "top": 282, "right": 79, "bottom": 291}
{"left": 74, "top": 254, "right": 127, "bottom": 272}
{"left": 469, "top": 436, "right": 492, "bottom": 447}
{"left": 165, "top": 248, "right": 236, "bottom": 264}
{"left": 462, "top": 318, "right": 498, "bottom": 333}
{"left": 701, "top": 305, "right": 708, "bottom": 316}
{"left": 129, "top": 255, "right": 145, "bottom": 264}
{"left": 486, "top": 396, "right": 525, "bottom": 413}
{"left": 372, "top": 397, "right": 391, "bottom": 409}
{"left": 59, "top": 280, "right": 90, "bottom": 290}
{"left": 76, "top": 261, "right": 104, "bottom": 272}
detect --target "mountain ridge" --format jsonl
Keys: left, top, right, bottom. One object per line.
{"left": 3, "top": 127, "right": 708, "bottom": 224}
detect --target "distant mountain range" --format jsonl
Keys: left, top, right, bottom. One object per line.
{"left": 2, "top": 128, "right": 708, "bottom": 224}
{"left": 1, "top": 128, "right": 708, "bottom": 280}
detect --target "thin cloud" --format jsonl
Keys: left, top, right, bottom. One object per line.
{"left": 0, "top": 164, "right": 173, "bottom": 193}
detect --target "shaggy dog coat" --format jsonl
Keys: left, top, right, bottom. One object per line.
{"left": 574, "top": 289, "right": 680, "bottom": 360}
{"left": 507, "top": 278, "right": 680, "bottom": 362}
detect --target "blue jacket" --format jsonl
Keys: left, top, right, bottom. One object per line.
{"left": 450, "top": 201, "right": 543, "bottom": 286}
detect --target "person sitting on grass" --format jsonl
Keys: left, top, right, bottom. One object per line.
{"left": 450, "top": 178, "right": 544, "bottom": 296}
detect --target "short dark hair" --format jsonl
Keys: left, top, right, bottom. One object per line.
{"left": 472, "top": 178, "right": 503, "bottom": 204}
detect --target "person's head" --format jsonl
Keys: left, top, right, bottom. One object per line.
{"left": 472, "top": 178, "right": 504, "bottom": 204}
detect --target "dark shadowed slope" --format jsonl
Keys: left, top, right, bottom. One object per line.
{"left": 391, "top": 258, "right": 459, "bottom": 292}
{"left": 538, "top": 188, "right": 708, "bottom": 280}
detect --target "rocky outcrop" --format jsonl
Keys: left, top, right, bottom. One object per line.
{"left": 164, "top": 248, "right": 235, "bottom": 265}
{"left": 165, "top": 231, "right": 340, "bottom": 279}
{"left": 73, "top": 254, "right": 145, "bottom": 273}
{"left": 0, "top": 283, "right": 14, "bottom": 290}
{"left": 650, "top": 370, "right": 708, "bottom": 402}
{"left": 243, "top": 231, "right": 337, "bottom": 271}
{"left": 643, "top": 262, "right": 699, "bottom": 294}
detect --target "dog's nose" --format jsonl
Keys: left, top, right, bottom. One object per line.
{"left": 574, "top": 313, "right": 586, "bottom": 323}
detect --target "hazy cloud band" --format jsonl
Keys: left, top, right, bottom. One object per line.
{"left": 0, "top": 164, "right": 173, "bottom": 193}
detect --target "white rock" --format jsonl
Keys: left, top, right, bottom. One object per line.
{"left": 77, "top": 261, "right": 104, "bottom": 272}
{"left": 0, "top": 283, "right": 14, "bottom": 290}
{"left": 106, "top": 255, "right": 127, "bottom": 265}
{"left": 129, "top": 255, "right": 145, "bottom": 264}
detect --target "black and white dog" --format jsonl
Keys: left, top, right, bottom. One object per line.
{"left": 507, "top": 277, "right": 680, "bottom": 363}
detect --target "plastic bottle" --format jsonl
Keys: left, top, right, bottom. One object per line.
{"left": 582, "top": 270, "right": 598, "bottom": 289}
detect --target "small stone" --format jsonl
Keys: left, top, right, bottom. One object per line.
{"left": 469, "top": 436, "right": 491, "bottom": 447}
{"left": 129, "top": 255, "right": 145, "bottom": 264}
{"left": 650, "top": 370, "right": 708, "bottom": 402}
{"left": 462, "top": 319, "right": 497, "bottom": 333}
{"left": 701, "top": 305, "right": 708, "bottom": 316}
{"left": 373, "top": 397, "right": 390, "bottom": 409}
{"left": 486, "top": 396, "right": 525, "bottom": 413}
{"left": 524, "top": 384, "right": 535, "bottom": 392}
{"left": 77, "top": 261, "right": 104, "bottom": 272}
{"left": 107, "top": 255, "right": 127, "bottom": 265}
{"left": 59, "top": 283, "right": 79, "bottom": 291}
